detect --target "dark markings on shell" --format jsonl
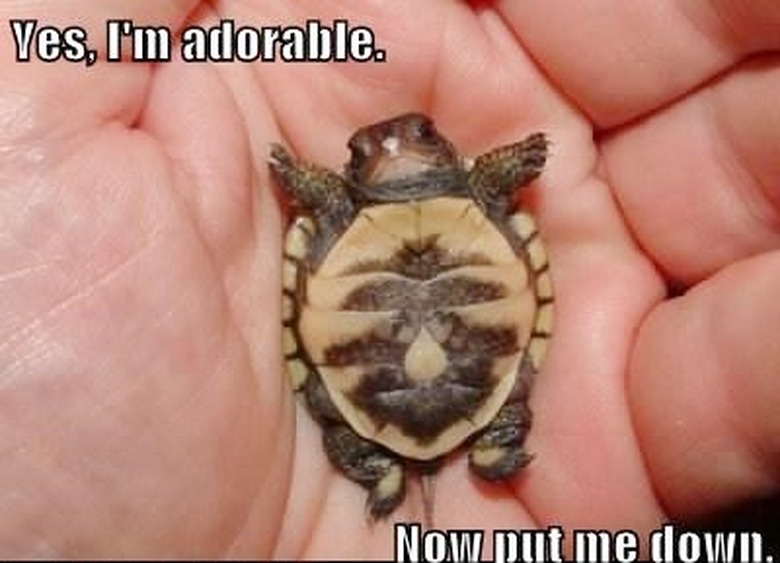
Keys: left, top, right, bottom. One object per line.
{"left": 519, "top": 229, "right": 539, "bottom": 248}
{"left": 533, "top": 262, "right": 550, "bottom": 275}
{"left": 332, "top": 317, "right": 519, "bottom": 443}
{"left": 427, "top": 277, "right": 507, "bottom": 307}
{"left": 341, "top": 276, "right": 507, "bottom": 312}
{"left": 343, "top": 235, "right": 491, "bottom": 279}
{"left": 341, "top": 279, "right": 416, "bottom": 311}
{"left": 531, "top": 329, "right": 552, "bottom": 339}
{"left": 324, "top": 331, "right": 408, "bottom": 367}
{"left": 298, "top": 222, "right": 315, "bottom": 239}
{"left": 493, "top": 224, "right": 531, "bottom": 257}
{"left": 443, "top": 318, "right": 518, "bottom": 357}
{"left": 348, "top": 356, "right": 497, "bottom": 443}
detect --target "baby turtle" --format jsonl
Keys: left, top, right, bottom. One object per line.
{"left": 271, "top": 113, "right": 553, "bottom": 522}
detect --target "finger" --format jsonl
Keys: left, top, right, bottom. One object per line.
{"left": 629, "top": 251, "right": 780, "bottom": 519}
{"left": 602, "top": 56, "right": 780, "bottom": 285}
{"left": 501, "top": 0, "right": 780, "bottom": 125}
{"left": 513, "top": 175, "right": 666, "bottom": 531}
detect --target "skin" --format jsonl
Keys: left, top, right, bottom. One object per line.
{"left": 0, "top": 0, "right": 778, "bottom": 557}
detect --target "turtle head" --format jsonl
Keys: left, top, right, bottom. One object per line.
{"left": 346, "top": 113, "right": 460, "bottom": 188}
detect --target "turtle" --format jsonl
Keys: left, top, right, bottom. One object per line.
{"left": 270, "top": 112, "right": 553, "bottom": 522}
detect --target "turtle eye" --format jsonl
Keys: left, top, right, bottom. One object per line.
{"left": 409, "top": 117, "right": 438, "bottom": 144}
{"left": 348, "top": 136, "right": 372, "bottom": 169}
{"left": 349, "top": 145, "right": 364, "bottom": 166}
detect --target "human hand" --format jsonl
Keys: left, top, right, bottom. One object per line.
{"left": 1, "top": 0, "right": 778, "bottom": 558}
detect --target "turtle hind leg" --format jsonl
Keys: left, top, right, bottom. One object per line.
{"left": 323, "top": 424, "right": 406, "bottom": 520}
{"left": 468, "top": 359, "right": 535, "bottom": 480}
{"left": 303, "top": 373, "right": 405, "bottom": 520}
{"left": 468, "top": 401, "right": 533, "bottom": 480}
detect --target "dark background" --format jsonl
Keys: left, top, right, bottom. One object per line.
{"left": 686, "top": 494, "right": 780, "bottom": 558}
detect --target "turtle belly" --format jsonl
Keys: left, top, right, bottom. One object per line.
{"left": 300, "top": 197, "right": 537, "bottom": 460}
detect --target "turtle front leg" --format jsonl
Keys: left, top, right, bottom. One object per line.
{"left": 467, "top": 133, "right": 548, "bottom": 218}
{"left": 269, "top": 144, "right": 357, "bottom": 265}
{"left": 468, "top": 359, "right": 534, "bottom": 480}
{"left": 323, "top": 424, "right": 406, "bottom": 521}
